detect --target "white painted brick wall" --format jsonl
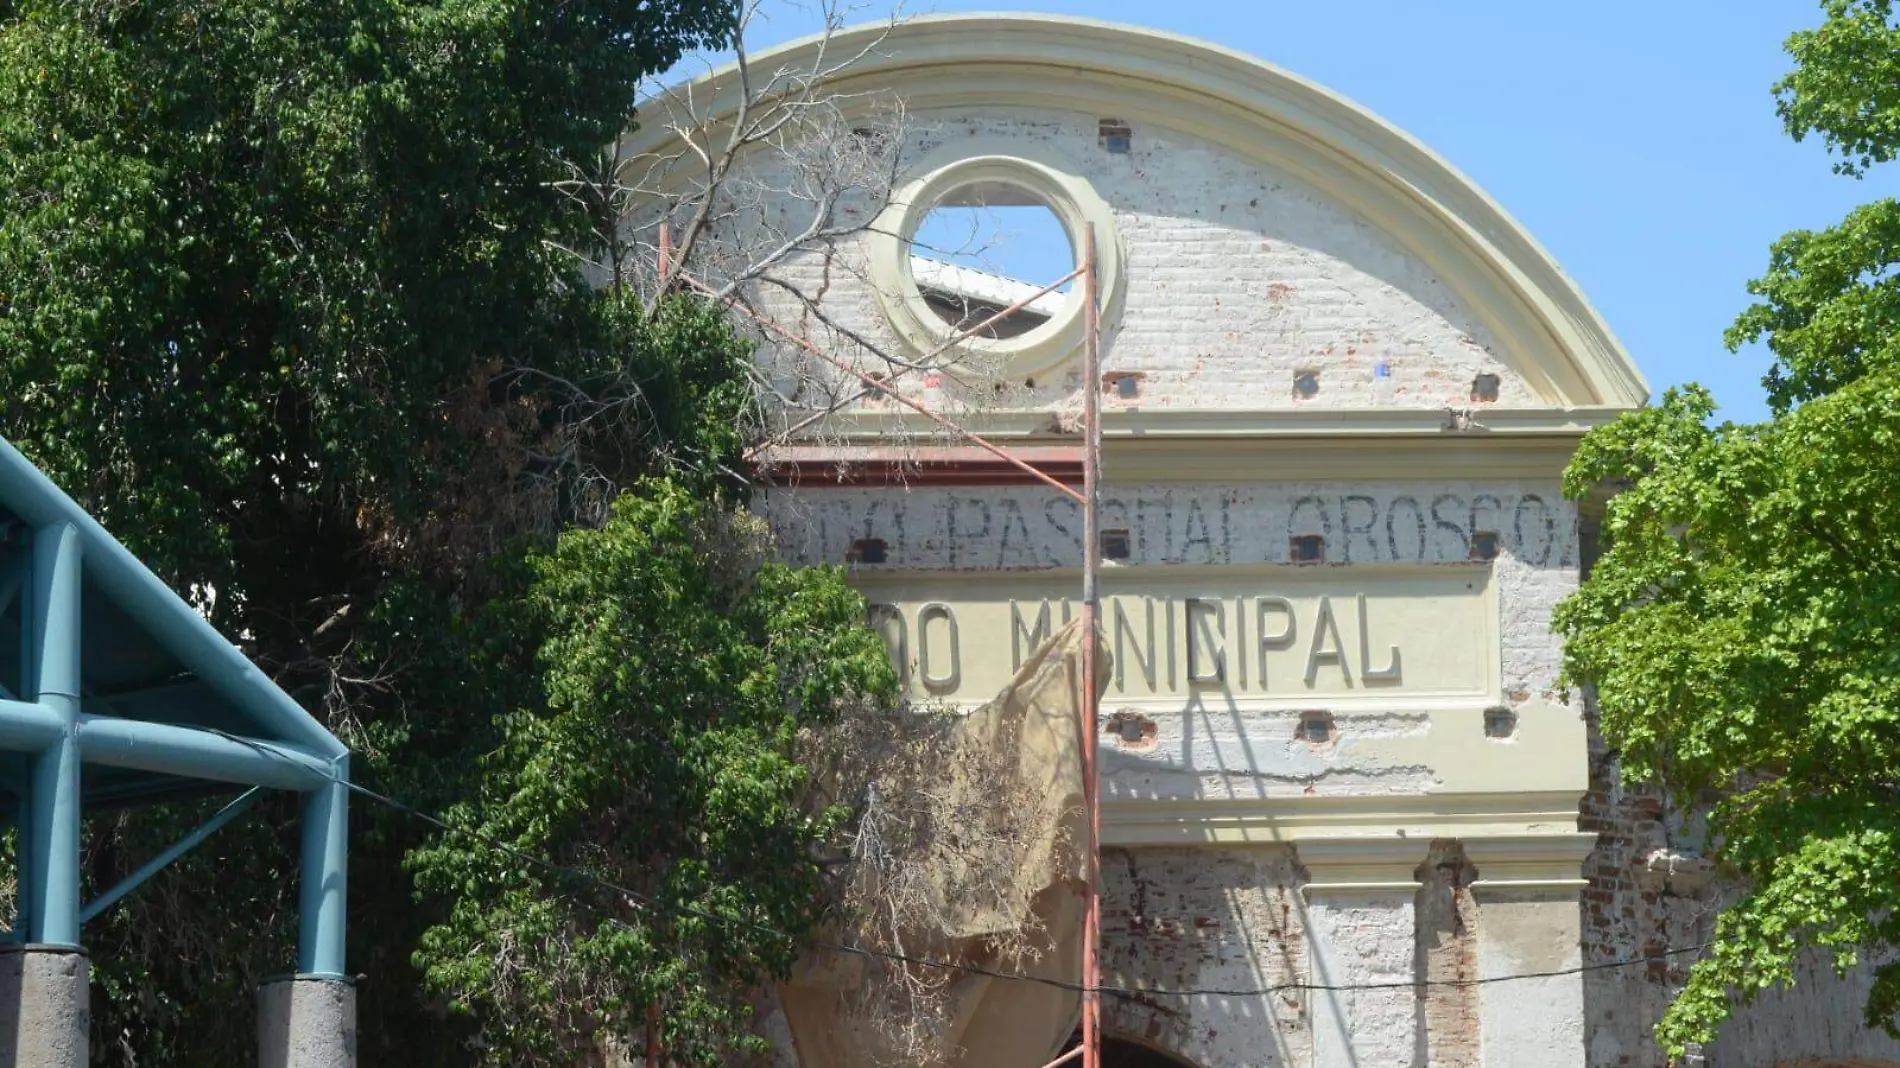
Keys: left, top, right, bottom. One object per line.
{"left": 1100, "top": 846, "right": 1311, "bottom": 1067}
{"left": 729, "top": 106, "right": 1539, "bottom": 413}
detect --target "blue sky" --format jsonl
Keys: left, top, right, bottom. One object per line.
{"left": 709, "top": 1, "right": 1900, "bottom": 423}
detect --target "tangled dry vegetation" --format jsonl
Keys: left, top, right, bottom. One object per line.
{"left": 797, "top": 626, "right": 1091, "bottom": 1066}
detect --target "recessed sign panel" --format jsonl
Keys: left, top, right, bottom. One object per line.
{"left": 855, "top": 565, "right": 1499, "bottom": 709}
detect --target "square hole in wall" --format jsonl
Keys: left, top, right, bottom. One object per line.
{"left": 848, "top": 538, "right": 888, "bottom": 565}
{"left": 1101, "top": 529, "right": 1132, "bottom": 560}
{"left": 1103, "top": 370, "right": 1143, "bottom": 398}
{"left": 1298, "top": 710, "right": 1335, "bottom": 745}
{"left": 1107, "top": 710, "right": 1158, "bottom": 747}
{"left": 1470, "top": 373, "right": 1501, "bottom": 403}
{"left": 1290, "top": 534, "right": 1326, "bottom": 564}
{"left": 1099, "top": 118, "right": 1132, "bottom": 153}
{"left": 1293, "top": 370, "right": 1321, "bottom": 400}
{"left": 1469, "top": 531, "right": 1500, "bottom": 562}
{"left": 1485, "top": 707, "right": 1518, "bottom": 739}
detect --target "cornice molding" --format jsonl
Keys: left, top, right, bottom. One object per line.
{"left": 803, "top": 405, "right": 1631, "bottom": 439}
{"left": 1099, "top": 790, "right": 1586, "bottom": 849}
{"left": 1094, "top": 797, "right": 1597, "bottom": 892}
{"left": 753, "top": 407, "right": 1619, "bottom": 485}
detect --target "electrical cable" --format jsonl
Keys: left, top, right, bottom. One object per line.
{"left": 195, "top": 724, "right": 1712, "bottom": 1000}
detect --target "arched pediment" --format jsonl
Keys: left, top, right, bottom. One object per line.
{"left": 626, "top": 14, "right": 1647, "bottom": 412}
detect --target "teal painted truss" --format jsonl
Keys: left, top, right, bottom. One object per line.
{"left": 0, "top": 436, "right": 349, "bottom": 975}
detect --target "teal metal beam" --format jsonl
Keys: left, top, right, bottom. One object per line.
{"left": 25, "top": 523, "right": 81, "bottom": 947}
{"left": 80, "top": 787, "right": 263, "bottom": 925}
{"left": 297, "top": 758, "right": 348, "bottom": 978}
{"left": 76, "top": 716, "right": 331, "bottom": 791}
{"left": 0, "top": 699, "right": 63, "bottom": 750}
{"left": 0, "top": 699, "right": 333, "bottom": 787}
{"left": 0, "top": 439, "right": 345, "bottom": 759}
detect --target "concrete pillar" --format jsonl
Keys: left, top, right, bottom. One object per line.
{"left": 258, "top": 976, "right": 356, "bottom": 1068}
{"left": 0, "top": 945, "right": 90, "bottom": 1068}
{"left": 1297, "top": 838, "right": 1429, "bottom": 1068}
{"left": 1463, "top": 834, "right": 1598, "bottom": 1068}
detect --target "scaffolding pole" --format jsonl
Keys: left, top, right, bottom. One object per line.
{"left": 1078, "top": 223, "right": 1103, "bottom": 1068}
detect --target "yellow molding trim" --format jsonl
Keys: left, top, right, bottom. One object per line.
{"left": 1296, "top": 837, "right": 1432, "bottom": 893}
{"left": 629, "top": 15, "right": 1650, "bottom": 409}
{"left": 767, "top": 406, "right": 1618, "bottom": 481}
{"left": 1464, "top": 833, "right": 1599, "bottom": 893}
{"left": 863, "top": 139, "right": 1127, "bottom": 378}
{"left": 1101, "top": 436, "right": 1579, "bottom": 483}
{"left": 812, "top": 405, "right": 1631, "bottom": 440}
{"left": 1100, "top": 790, "right": 1587, "bottom": 848}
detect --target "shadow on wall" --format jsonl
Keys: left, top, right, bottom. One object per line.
{"left": 1702, "top": 949, "right": 1900, "bottom": 1067}
{"left": 1098, "top": 846, "right": 1305, "bottom": 1067}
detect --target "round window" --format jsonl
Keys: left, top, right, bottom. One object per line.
{"left": 867, "top": 145, "right": 1121, "bottom": 379}
{"left": 908, "top": 182, "right": 1076, "bottom": 341}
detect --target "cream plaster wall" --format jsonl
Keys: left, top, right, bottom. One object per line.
{"left": 739, "top": 95, "right": 1620, "bottom": 1065}
{"left": 762, "top": 479, "right": 1587, "bottom": 1067}
{"left": 1476, "top": 892, "right": 1585, "bottom": 1068}
{"left": 759, "top": 481, "right": 1577, "bottom": 715}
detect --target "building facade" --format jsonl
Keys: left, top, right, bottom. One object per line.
{"left": 629, "top": 15, "right": 1900, "bottom": 1067}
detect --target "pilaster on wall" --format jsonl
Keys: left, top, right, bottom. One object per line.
{"left": 1464, "top": 834, "right": 1594, "bottom": 894}
{"left": 1464, "top": 834, "right": 1596, "bottom": 1068}
{"left": 1298, "top": 839, "right": 1429, "bottom": 1068}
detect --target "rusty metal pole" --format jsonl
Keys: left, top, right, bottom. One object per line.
{"left": 1079, "top": 225, "right": 1103, "bottom": 1068}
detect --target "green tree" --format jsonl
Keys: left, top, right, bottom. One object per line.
{"left": 0, "top": 0, "right": 893, "bottom": 1063}
{"left": 407, "top": 485, "right": 895, "bottom": 1066}
{"left": 1555, "top": 0, "right": 1900, "bottom": 1056}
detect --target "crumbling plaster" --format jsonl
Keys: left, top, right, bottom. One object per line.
{"left": 762, "top": 480, "right": 1590, "bottom": 1068}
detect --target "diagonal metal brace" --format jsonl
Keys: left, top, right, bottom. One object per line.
{"left": 80, "top": 786, "right": 263, "bottom": 925}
